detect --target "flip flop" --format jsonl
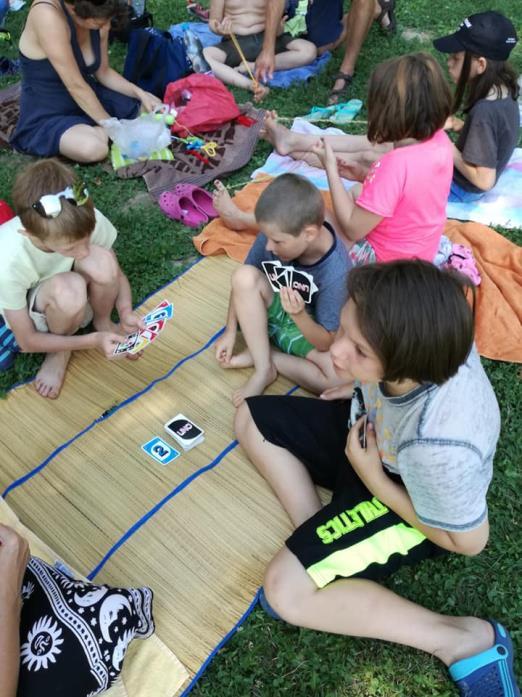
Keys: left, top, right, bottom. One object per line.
{"left": 449, "top": 620, "right": 520, "bottom": 696}
{"left": 301, "top": 104, "right": 338, "bottom": 123}
{"left": 172, "top": 183, "right": 218, "bottom": 219}
{"left": 376, "top": 0, "right": 397, "bottom": 34}
{"left": 329, "top": 99, "right": 363, "bottom": 125}
{"left": 327, "top": 71, "right": 354, "bottom": 106}
{"left": 158, "top": 189, "right": 208, "bottom": 228}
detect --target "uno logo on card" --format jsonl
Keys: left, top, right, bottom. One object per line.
{"left": 177, "top": 423, "right": 193, "bottom": 437}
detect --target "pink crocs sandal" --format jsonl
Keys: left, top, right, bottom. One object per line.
{"left": 172, "top": 183, "right": 218, "bottom": 220}
{"left": 158, "top": 189, "right": 208, "bottom": 228}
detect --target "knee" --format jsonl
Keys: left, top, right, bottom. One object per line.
{"left": 46, "top": 272, "right": 87, "bottom": 317}
{"left": 234, "top": 401, "right": 253, "bottom": 442}
{"left": 75, "top": 135, "right": 109, "bottom": 163}
{"left": 231, "top": 264, "right": 262, "bottom": 292}
{"left": 302, "top": 41, "right": 318, "bottom": 63}
{"left": 82, "top": 246, "right": 119, "bottom": 285}
{"left": 263, "top": 557, "right": 303, "bottom": 624}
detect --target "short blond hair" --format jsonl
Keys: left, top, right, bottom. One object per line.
{"left": 12, "top": 159, "right": 95, "bottom": 242}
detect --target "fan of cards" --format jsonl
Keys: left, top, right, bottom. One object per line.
{"left": 262, "top": 261, "right": 318, "bottom": 304}
{"left": 113, "top": 299, "right": 174, "bottom": 356}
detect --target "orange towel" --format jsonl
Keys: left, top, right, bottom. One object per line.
{"left": 192, "top": 178, "right": 333, "bottom": 262}
{"left": 193, "top": 182, "right": 521, "bottom": 364}
{"left": 445, "top": 220, "right": 522, "bottom": 364}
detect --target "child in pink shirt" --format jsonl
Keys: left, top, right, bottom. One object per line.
{"left": 313, "top": 53, "right": 454, "bottom": 264}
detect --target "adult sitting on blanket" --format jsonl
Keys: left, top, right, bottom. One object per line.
{"left": 254, "top": 0, "right": 396, "bottom": 104}
{"left": 10, "top": 0, "right": 161, "bottom": 163}
{"left": 235, "top": 259, "right": 520, "bottom": 697}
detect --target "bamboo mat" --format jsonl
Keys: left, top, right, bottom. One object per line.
{"left": 0, "top": 256, "right": 304, "bottom": 695}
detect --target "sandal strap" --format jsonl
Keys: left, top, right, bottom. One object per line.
{"left": 332, "top": 71, "right": 354, "bottom": 83}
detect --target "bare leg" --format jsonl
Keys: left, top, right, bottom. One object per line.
{"left": 203, "top": 46, "right": 270, "bottom": 101}
{"left": 74, "top": 246, "right": 120, "bottom": 333}
{"left": 272, "top": 39, "right": 317, "bottom": 70}
{"left": 212, "top": 180, "right": 258, "bottom": 231}
{"left": 265, "top": 547, "right": 495, "bottom": 668}
{"left": 272, "top": 348, "right": 349, "bottom": 394}
{"left": 32, "top": 272, "right": 88, "bottom": 399}
{"left": 59, "top": 124, "right": 109, "bottom": 163}
{"left": 235, "top": 403, "right": 322, "bottom": 525}
{"left": 230, "top": 266, "right": 277, "bottom": 407}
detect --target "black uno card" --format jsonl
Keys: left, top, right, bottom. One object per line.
{"left": 262, "top": 261, "right": 283, "bottom": 292}
{"left": 289, "top": 269, "right": 313, "bottom": 303}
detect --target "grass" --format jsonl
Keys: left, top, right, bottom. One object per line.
{"left": 1, "top": 1, "right": 521, "bottom": 695}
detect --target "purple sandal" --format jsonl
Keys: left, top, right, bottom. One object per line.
{"left": 173, "top": 183, "right": 218, "bottom": 219}
{"left": 158, "top": 190, "right": 208, "bottom": 228}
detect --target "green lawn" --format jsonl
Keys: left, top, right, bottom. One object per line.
{"left": 0, "top": 1, "right": 521, "bottom": 695}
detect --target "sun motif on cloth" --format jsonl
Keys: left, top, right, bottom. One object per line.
{"left": 20, "top": 616, "right": 64, "bottom": 671}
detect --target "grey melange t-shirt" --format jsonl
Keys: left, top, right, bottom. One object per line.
{"left": 453, "top": 96, "right": 519, "bottom": 193}
{"left": 354, "top": 347, "right": 500, "bottom": 532}
{"left": 245, "top": 222, "right": 352, "bottom": 332}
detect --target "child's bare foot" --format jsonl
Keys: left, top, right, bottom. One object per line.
{"left": 224, "top": 349, "right": 253, "bottom": 369}
{"left": 34, "top": 351, "right": 71, "bottom": 399}
{"left": 252, "top": 81, "right": 270, "bottom": 102}
{"left": 262, "top": 114, "right": 297, "bottom": 156}
{"left": 232, "top": 364, "right": 277, "bottom": 408}
{"left": 212, "top": 180, "right": 255, "bottom": 231}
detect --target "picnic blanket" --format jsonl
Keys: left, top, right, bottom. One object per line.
{"left": 253, "top": 119, "right": 522, "bottom": 229}
{"left": 168, "top": 22, "right": 331, "bottom": 88}
{"left": 0, "top": 81, "right": 21, "bottom": 148}
{"left": 0, "top": 256, "right": 305, "bottom": 696}
{"left": 116, "top": 104, "right": 264, "bottom": 198}
{"left": 194, "top": 180, "right": 522, "bottom": 364}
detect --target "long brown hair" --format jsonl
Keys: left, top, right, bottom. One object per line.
{"left": 453, "top": 53, "right": 520, "bottom": 112}
{"left": 366, "top": 53, "right": 453, "bottom": 144}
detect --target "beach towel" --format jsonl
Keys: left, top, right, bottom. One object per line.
{"left": 168, "top": 22, "right": 331, "bottom": 88}
{"left": 116, "top": 104, "right": 264, "bottom": 198}
{"left": 445, "top": 220, "right": 522, "bottom": 364}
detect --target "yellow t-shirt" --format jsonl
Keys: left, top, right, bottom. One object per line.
{"left": 0, "top": 208, "right": 117, "bottom": 316}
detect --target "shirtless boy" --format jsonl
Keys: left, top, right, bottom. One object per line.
{"left": 203, "top": 0, "right": 317, "bottom": 100}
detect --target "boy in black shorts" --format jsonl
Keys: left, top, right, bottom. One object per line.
{"left": 235, "top": 260, "right": 519, "bottom": 696}
{"left": 203, "top": 0, "right": 316, "bottom": 101}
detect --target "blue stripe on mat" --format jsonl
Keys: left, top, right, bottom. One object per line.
{"left": 2, "top": 324, "right": 226, "bottom": 498}
{"left": 4, "top": 256, "right": 205, "bottom": 393}
{"left": 179, "top": 589, "right": 262, "bottom": 697}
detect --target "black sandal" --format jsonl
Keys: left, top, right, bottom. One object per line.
{"left": 376, "top": 0, "right": 397, "bottom": 34}
{"left": 327, "top": 71, "right": 354, "bottom": 106}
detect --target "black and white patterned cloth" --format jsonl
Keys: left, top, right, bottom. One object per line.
{"left": 17, "top": 557, "right": 154, "bottom": 697}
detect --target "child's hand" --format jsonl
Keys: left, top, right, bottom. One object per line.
{"left": 280, "top": 287, "right": 305, "bottom": 316}
{"left": 215, "top": 329, "right": 236, "bottom": 365}
{"left": 345, "top": 418, "right": 386, "bottom": 489}
{"left": 336, "top": 157, "right": 367, "bottom": 183}
{"left": 120, "top": 311, "right": 145, "bottom": 334}
{"left": 98, "top": 331, "right": 128, "bottom": 359}
{"left": 312, "top": 138, "right": 336, "bottom": 171}
{"left": 444, "top": 115, "right": 465, "bottom": 132}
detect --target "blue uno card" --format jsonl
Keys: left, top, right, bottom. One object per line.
{"left": 143, "top": 300, "right": 174, "bottom": 325}
{"left": 141, "top": 436, "right": 180, "bottom": 465}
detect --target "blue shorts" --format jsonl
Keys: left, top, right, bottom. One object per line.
{"left": 287, "top": 0, "right": 343, "bottom": 47}
{"left": 448, "top": 180, "right": 486, "bottom": 204}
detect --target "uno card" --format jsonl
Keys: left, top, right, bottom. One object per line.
{"left": 164, "top": 413, "right": 205, "bottom": 451}
{"left": 287, "top": 268, "right": 317, "bottom": 304}
{"left": 128, "top": 323, "right": 163, "bottom": 355}
{"left": 262, "top": 260, "right": 283, "bottom": 292}
{"left": 275, "top": 265, "right": 291, "bottom": 289}
{"left": 113, "top": 331, "right": 139, "bottom": 356}
{"left": 144, "top": 300, "right": 174, "bottom": 325}
{"left": 142, "top": 436, "right": 180, "bottom": 465}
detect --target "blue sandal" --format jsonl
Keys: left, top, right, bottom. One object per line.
{"left": 449, "top": 621, "right": 520, "bottom": 696}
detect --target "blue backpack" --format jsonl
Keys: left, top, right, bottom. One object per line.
{"left": 123, "top": 28, "right": 191, "bottom": 99}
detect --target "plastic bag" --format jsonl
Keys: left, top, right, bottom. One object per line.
{"left": 101, "top": 114, "right": 171, "bottom": 159}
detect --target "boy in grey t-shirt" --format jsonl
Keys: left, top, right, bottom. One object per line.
{"left": 214, "top": 173, "right": 351, "bottom": 407}
{"left": 236, "top": 260, "right": 517, "bottom": 696}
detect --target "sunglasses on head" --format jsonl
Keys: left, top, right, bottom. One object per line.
{"left": 32, "top": 180, "right": 90, "bottom": 218}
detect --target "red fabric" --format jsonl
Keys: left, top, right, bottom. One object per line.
{"left": 164, "top": 74, "right": 240, "bottom": 136}
{"left": 0, "top": 200, "right": 15, "bottom": 225}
